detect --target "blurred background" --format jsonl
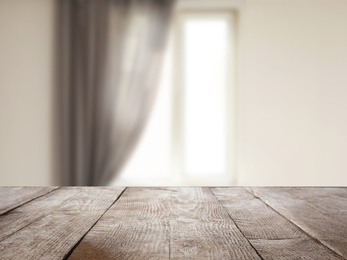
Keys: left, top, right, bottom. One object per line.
{"left": 1, "top": 0, "right": 347, "bottom": 186}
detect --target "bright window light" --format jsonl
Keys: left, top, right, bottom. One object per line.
{"left": 114, "top": 11, "right": 234, "bottom": 186}
{"left": 183, "top": 18, "right": 229, "bottom": 176}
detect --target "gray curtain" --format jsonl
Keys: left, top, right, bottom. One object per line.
{"left": 55, "top": 0, "right": 175, "bottom": 185}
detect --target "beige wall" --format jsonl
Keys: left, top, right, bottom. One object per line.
{"left": 1, "top": 0, "right": 347, "bottom": 186}
{"left": 0, "top": 0, "right": 54, "bottom": 185}
{"left": 237, "top": 0, "right": 347, "bottom": 185}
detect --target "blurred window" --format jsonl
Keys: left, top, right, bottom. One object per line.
{"left": 182, "top": 15, "right": 229, "bottom": 177}
{"left": 113, "top": 11, "right": 236, "bottom": 186}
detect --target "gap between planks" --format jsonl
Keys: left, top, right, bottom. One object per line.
{"left": 0, "top": 215, "right": 45, "bottom": 243}
{"left": 0, "top": 187, "right": 60, "bottom": 217}
{"left": 209, "top": 188, "right": 264, "bottom": 260}
{"left": 245, "top": 188, "right": 347, "bottom": 260}
{"left": 168, "top": 210, "right": 171, "bottom": 260}
{"left": 5, "top": 187, "right": 340, "bottom": 259}
{"left": 68, "top": 187, "right": 262, "bottom": 259}
{"left": 63, "top": 187, "right": 128, "bottom": 260}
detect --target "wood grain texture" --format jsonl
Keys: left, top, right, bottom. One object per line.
{"left": 0, "top": 187, "right": 125, "bottom": 260}
{"left": 212, "top": 187, "right": 344, "bottom": 260}
{"left": 69, "top": 187, "right": 261, "bottom": 260}
{"left": 0, "top": 186, "right": 58, "bottom": 215}
{"left": 1, "top": 186, "right": 347, "bottom": 259}
{"left": 249, "top": 187, "right": 347, "bottom": 259}
{"left": 250, "top": 238, "right": 344, "bottom": 260}
{"left": 169, "top": 187, "right": 260, "bottom": 260}
{"left": 68, "top": 187, "right": 171, "bottom": 260}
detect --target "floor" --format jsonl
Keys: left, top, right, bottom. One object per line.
{"left": 0, "top": 187, "right": 346, "bottom": 259}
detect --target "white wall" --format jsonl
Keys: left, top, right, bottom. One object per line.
{"left": 0, "top": 0, "right": 54, "bottom": 185}
{"left": 237, "top": 0, "right": 347, "bottom": 185}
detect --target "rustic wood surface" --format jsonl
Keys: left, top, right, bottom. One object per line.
{"left": 249, "top": 187, "right": 347, "bottom": 258}
{"left": 0, "top": 186, "right": 58, "bottom": 215}
{"left": 0, "top": 187, "right": 346, "bottom": 260}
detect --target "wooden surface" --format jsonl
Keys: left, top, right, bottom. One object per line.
{"left": 0, "top": 187, "right": 346, "bottom": 259}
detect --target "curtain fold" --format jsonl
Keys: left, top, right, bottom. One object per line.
{"left": 55, "top": 0, "right": 175, "bottom": 185}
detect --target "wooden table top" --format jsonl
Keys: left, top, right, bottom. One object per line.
{"left": 0, "top": 187, "right": 346, "bottom": 259}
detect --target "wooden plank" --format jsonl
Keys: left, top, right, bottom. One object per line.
{"left": 212, "top": 187, "right": 344, "bottom": 260}
{"left": 250, "top": 238, "right": 345, "bottom": 260}
{"left": 211, "top": 188, "right": 302, "bottom": 240}
{"left": 0, "top": 187, "right": 125, "bottom": 260}
{"left": 0, "top": 186, "right": 58, "bottom": 215}
{"left": 68, "top": 187, "right": 171, "bottom": 260}
{"left": 168, "top": 187, "right": 261, "bottom": 260}
{"left": 249, "top": 187, "right": 347, "bottom": 259}
{"left": 69, "top": 187, "right": 261, "bottom": 260}
{"left": 279, "top": 187, "right": 347, "bottom": 216}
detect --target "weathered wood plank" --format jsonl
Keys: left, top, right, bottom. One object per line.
{"left": 211, "top": 188, "right": 302, "bottom": 240}
{"left": 0, "top": 187, "right": 125, "bottom": 260}
{"left": 69, "top": 187, "right": 171, "bottom": 260}
{"left": 250, "top": 238, "right": 344, "bottom": 260}
{"left": 69, "top": 187, "right": 261, "bottom": 260}
{"left": 249, "top": 187, "right": 347, "bottom": 259}
{"left": 0, "top": 186, "right": 58, "bottom": 215}
{"left": 168, "top": 187, "right": 261, "bottom": 260}
{"left": 2, "top": 186, "right": 346, "bottom": 259}
{"left": 212, "top": 187, "right": 344, "bottom": 260}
